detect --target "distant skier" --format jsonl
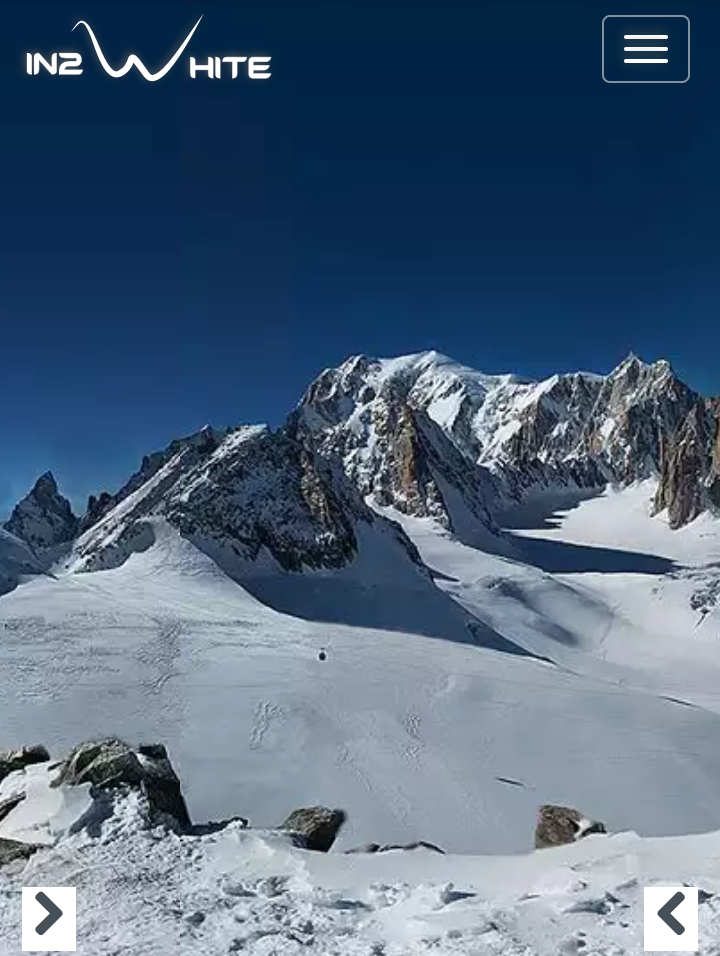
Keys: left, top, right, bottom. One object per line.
{"left": 318, "top": 648, "right": 327, "bottom": 662}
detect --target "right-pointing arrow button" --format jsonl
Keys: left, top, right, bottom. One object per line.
{"left": 657, "top": 890, "right": 685, "bottom": 935}
{"left": 35, "top": 891, "right": 63, "bottom": 935}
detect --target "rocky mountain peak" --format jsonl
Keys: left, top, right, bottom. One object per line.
{"left": 33, "top": 471, "right": 60, "bottom": 495}
{"left": 5, "top": 349, "right": 717, "bottom": 585}
{"left": 69, "top": 423, "right": 424, "bottom": 580}
{"left": 3, "top": 471, "right": 78, "bottom": 551}
{"left": 578, "top": 355, "right": 700, "bottom": 485}
{"left": 295, "top": 350, "right": 718, "bottom": 532}
{"left": 291, "top": 354, "right": 502, "bottom": 541}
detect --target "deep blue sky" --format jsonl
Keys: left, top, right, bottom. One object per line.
{"left": 1, "top": 0, "right": 717, "bottom": 514}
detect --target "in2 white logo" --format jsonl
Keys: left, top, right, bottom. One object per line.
{"left": 26, "top": 15, "right": 271, "bottom": 81}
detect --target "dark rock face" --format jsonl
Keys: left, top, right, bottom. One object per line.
{"left": 71, "top": 425, "right": 417, "bottom": 577}
{"left": 82, "top": 491, "right": 115, "bottom": 532}
{"left": 279, "top": 806, "right": 347, "bottom": 852}
{"left": 345, "top": 842, "right": 382, "bottom": 854}
{"left": 50, "top": 738, "right": 191, "bottom": 831}
{"left": 654, "top": 404, "right": 716, "bottom": 528}
{"left": 0, "top": 793, "right": 26, "bottom": 825}
{"left": 291, "top": 359, "right": 501, "bottom": 538}
{"left": 708, "top": 401, "right": 720, "bottom": 510}
{"left": 78, "top": 427, "right": 223, "bottom": 535}
{"left": 3, "top": 473, "right": 78, "bottom": 551}
{"left": 535, "top": 804, "right": 607, "bottom": 849}
{"left": 0, "top": 530, "right": 43, "bottom": 597}
{"left": 0, "top": 744, "right": 50, "bottom": 785}
{"left": 577, "top": 356, "right": 699, "bottom": 483}
{"left": 0, "top": 836, "right": 41, "bottom": 867}
{"left": 52, "top": 739, "right": 144, "bottom": 789}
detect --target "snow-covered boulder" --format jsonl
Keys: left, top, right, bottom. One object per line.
{"left": 51, "top": 738, "right": 191, "bottom": 832}
{"left": 0, "top": 744, "right": 49, "bottom": 785}
{"left": 535, "top": 804, "right": 607, "bottom": 849}
{"left": 0, "top": 761, "right": 93, "bottom": 848}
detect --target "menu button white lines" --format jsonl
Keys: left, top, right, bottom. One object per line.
{"left": 623, "top": 34, "right": 669, "bottom": 64}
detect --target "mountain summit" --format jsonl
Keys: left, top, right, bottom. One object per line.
{"left": 4, "top": 351, "right": 719, "bottom": 586}
{"left": 3, "top": 471, "right": 78, "bottom": 551}
{"left": 294, "top": 351, "right": 720, "bottom": 531}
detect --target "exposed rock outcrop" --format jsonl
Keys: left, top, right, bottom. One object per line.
{"left": 654, "top": 403, "right": 716, "bottom": 528}
{"left": 535, "top": 804, "right": 607, "bottom": 849}
{"left": 345, "top": 840, "right": 445, "bottom": 854}
{"left": 0, "top": 836, "right": 41, "bottom": 866}
{"left": 279, "top": 806, "right": 347, "bottom": 852}
{"left": 50, "top": 738, "right": 191, "bottom": 831}
{"left": 0, "top": 744, "right": 50, "bottom": 785}
{"left": 0, "top": 793, "right": 26, "bottom": 825}
{"left": 290, "top": 355, "right": 503, "bottom": 541}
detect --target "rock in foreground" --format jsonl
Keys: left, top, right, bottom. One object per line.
{"left": 50, "top": 738, "right": 191, "bottom": 831}
{"left": 0, "top": 744, "right": 50, "bottom": 785}
{"left": 535, "top": 804, "right": 607, "bottom": 849}
{"left": 346, "top": 840, "right": 445, "bottom": 854}
{"left": 0, "top": 836, "right": 41, "bottom": 866}
{"left": 279, "top": 806, "right": 347, "bottom": 852}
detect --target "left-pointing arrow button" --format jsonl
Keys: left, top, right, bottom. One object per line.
{"left": 657, "top": 890, "right": 685, "bottom": 935}
{"left": 35, "top": 891, "right": 63, "bottom": 935}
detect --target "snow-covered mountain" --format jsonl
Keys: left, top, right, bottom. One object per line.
{"left": 68, "top": 424, "right": 381, "bottom": 576}
{"left": 290, "top": 356, "right": 505, "bottom": 550}
{"left": 294, "top": 351, "right": 719, "bottom": 532}
{"left": 3, "top": 472, "right": 77, "bottom": 552}
{"left": 4, "top": 349, "right": 720, "bottom": 955}
{"left": 57, "top": 420, "right": 509, "bottom": 643}
{"left": 5, "top": 351, "right": 718, "bottom": 579}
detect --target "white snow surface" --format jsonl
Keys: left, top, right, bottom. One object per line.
{"left": 0, "top": 764, "right": 92, "bottom": 846}
{"left": 4, "top": 480, "right": 720, "bottom": 951}
{"left": 1, "top": 789, "right": 720, "bottom": 954}
{"left": 3, "top": 492, "right": 720, "bottom": 851}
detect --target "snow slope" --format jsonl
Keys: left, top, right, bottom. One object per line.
{"left": 1, "top": 788, "right": 720, "bottom": 955}
{"left": 3, "top": 521, "right": 720, "bottom": 857}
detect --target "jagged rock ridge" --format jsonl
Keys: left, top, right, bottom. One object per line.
{"left": 67, "top": 423, "right": 423, "bottom": 578}
{"left": 4, "top": 351, "right": 719, "bottom": 582}
{"left": 294, "top": 351, "right": 720, "bottom": 530}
